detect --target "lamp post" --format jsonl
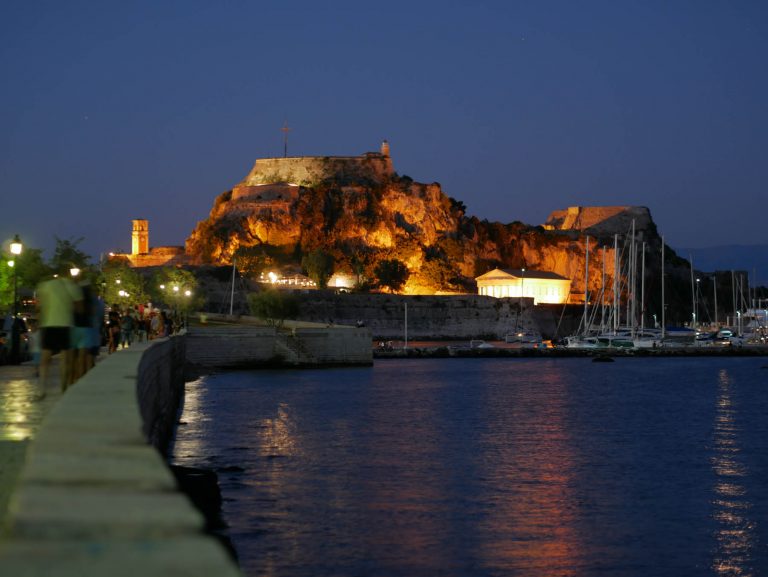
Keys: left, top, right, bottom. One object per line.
{"left": 518, "top": 268, "right": 526, "bottom": 331}
{"left": 695, "top": 277, "right": 700, "bottom": 329}
{"left": 9, "top": 234, "right": 23, "bottom": 364}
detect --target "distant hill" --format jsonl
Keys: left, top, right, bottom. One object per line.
{"left": 675, "top": 245, "right": 768, "bottom": 284}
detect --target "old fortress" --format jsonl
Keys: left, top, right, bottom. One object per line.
{"left": 112, "top": 140, "right": 654, "bottom": 304}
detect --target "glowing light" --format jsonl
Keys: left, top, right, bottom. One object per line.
{"left": 10, "top": 235, "right": 22, "bottom": 255}
{"left": 268, "top": 271, "right": 278, "bottom": 283}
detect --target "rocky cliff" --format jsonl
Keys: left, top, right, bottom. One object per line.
{"left": 185, "top": 149, "right": 674, "bottom": 303}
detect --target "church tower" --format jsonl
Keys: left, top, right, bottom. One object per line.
{"left": 380, "top": 140, "right": 390, "bottom": 157}
{"left": 132, "top": 219, "right": 149, "bottom": 255}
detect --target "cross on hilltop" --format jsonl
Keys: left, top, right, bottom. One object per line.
{"left": 281, "top": 121, "right": 291, "bottom": 157}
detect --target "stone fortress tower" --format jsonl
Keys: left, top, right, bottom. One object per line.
{"left": 131, "top": 219, "right": 149, "bottom": 255}
{"left": 238, "top": 140, "right": 393, "bottom": 186}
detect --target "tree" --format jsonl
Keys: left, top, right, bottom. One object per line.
{"left": 233, "top": 244, "right": 275, "bottom": 279}
{"left": 374, "top": 259, "right": 410, "bottom": 293}
{"left": 248, "top": 289, "right": 299, "bottom": 327}
{"left": 150, "top": 267, "right": 201, "bottom": 312}
{"left": 101, "top": 263, "right": 147, "bottom": 307}
{"left": 1, "top": 246, "right": 51, "bottom": 314}
{"left": 302, "top": 249, "right": 335, "bottom": 289}
{"left": 18, "top": 248, "right": 51, "bottom": 289}
{"left": 50, "top": 236, "right": 92, "bottom": 276}
{"left": 0, "top": 255, "right": 13, "bottom": 313}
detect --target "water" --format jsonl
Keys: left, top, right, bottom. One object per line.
{"left": 171, "top": 357, "right": 768, "bottom": 577}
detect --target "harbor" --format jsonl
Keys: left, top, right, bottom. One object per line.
{"left": 373, "top": 340, "right": 768, "bottom": 359}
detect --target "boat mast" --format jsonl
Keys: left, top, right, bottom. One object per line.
{"left": 584, "top": 236, "right": 589, "bottom": 335}
{"left": 632, "top": 221, "right": 637, "bottom": 334}
{"left": 732, "top": 270, "right": 737, "bottom": 329}
{"left": 613, "top": 234, "right": 619, "bottom": 334}
{"left": 690, "top": 255, "right": 696, "bottom": 329}
{"left": 628, "top": 221, "right": 636, "bottom": 333}
{"left": 640, "top": 241, "right": 646, "bottom": 334}
{"left": 229, "top": 258, "right": 237, "bottom": 316}
{"left": 601, "top": 245, "right": 607, "bottom": 332}
{"left": 661, "top": 237, "right": 666, "bottom": 339}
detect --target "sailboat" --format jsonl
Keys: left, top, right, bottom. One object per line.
{"left": 564, "top": 236, "right": 601, "bottom": 348}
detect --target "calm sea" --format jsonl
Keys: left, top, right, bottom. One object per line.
{"left": 170, "top": 357, "right": 768, "bottom": 577}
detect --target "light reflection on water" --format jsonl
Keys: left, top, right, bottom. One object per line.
{"left": 171, "top": 358, "right": 768, "bottom": 577}
{"left": 711, "top": 368, "right": 755, "bottom": 577}
{"left": 473, "top": 362, "right": 582, "bottom": 576}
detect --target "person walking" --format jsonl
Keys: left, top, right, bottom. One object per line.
{"left": 161, "top": 310, "right": 172, "bottom": 337}
{"left": 107, "top": 305, "right": 121, "bottom": 353}
{"left": 36, "top": 273, "right": 83, "bottom": 394}
{"left": 120, "top": 308, "right": 134, "bottom": 349}
{"left": 86, "top": 288, "right": 106, "bottom": 371}
{"left": 71, "top": 281, "right": 94, "bottom": 382}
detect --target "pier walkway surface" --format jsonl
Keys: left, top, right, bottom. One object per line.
{"left": 0, "top": 361, "right": 61, "bottom": 521}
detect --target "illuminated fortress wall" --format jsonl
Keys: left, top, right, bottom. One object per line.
{"left": 241, "top": 143, "right": 394, "bottom": 187}
{"left": 544, "top": 206, "right": 652, "bottom": 237}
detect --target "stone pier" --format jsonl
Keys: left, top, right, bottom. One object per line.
{"left": 0, "top": 337, "right": 241, "bottom": 577}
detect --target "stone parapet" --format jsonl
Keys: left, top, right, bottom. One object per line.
{"left": 0, "top": 337, "right": 241, "bottom": 577}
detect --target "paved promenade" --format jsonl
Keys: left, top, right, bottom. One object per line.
{"left": 0, "top": 360, "right": 63, "bottom": 521}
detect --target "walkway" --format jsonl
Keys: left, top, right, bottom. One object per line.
{"left": 0, "top": 360, "right": 63, "bottom": 521}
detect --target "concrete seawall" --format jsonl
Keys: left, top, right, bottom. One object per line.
{"left": 0, "top": 337, "right": 241, "bottom": 576}
{"left": 186, "top": 321, "right": 373, "bottom": 368}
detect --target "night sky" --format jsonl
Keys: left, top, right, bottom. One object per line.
{"left": 2, "top": 1, "right": 767, "bottom": 260}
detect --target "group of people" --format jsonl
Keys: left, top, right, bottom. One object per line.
{"left": 105, "top": 305, "right": 175, "bottom": 353}
{"left": 34, "top": 269, "right": 185, "bottom": 396}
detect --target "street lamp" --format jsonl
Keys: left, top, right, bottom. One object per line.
{"left": 518, "top": 267, "right": 526, "bottom": 331}
{"left": 695, "top": 277, "right": 700, "bottom": 328}
{"left": 9, "top": 234, "right": 23, "bottom": 364}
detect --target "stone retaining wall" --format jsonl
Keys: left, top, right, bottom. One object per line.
{"left": 0, "top": 337, "right": 241, "bottom": 576}
{"left": 291, "top": 327, "right": 373, "bottom": 365}
{"left": 185, "top": 326, "right": 279, "bottom": 368}
{"left": 298, "top": 293, "right": 547, "bottom": 339}
{"left": 185, "top": 323, "right": 373, "bottom": 368}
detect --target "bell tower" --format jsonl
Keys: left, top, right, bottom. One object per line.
{"left": 380, "top": 140, "right": 390, "bottom": 157}
{"left": 132, "top": 219, "right": 149, "bottom": 255}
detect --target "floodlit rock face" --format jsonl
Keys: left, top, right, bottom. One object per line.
{"left": 185, "top": 148, "right": 665, "bottom": 297}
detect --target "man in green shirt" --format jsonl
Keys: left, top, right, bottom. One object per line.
{"left": 36, "top": 274, "right": 83, "bottom": 395}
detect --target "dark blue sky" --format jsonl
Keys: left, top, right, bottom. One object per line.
{"left": 2, "top": 1, "right": 767, "bottom": 260}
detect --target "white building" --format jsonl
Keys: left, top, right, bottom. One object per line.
{"left": 475, "top": 268, "right": 571, "bottom": 305}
